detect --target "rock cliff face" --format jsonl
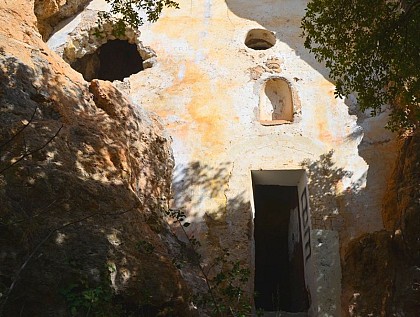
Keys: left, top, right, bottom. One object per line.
{"left": 342, "top": 129, "right": 420, "bottom": 317}
{"left": 0, "top": 1, "right": 192, "bottom": 316}
{"left": 34, "top": 0, "right": 92, "bottom": 40}
{"left": 1, "top": 0, "right": 419, "bottom": 316}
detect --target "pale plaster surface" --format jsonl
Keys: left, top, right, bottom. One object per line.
{"left": 47, "top": 0, "right": 398, "bottom": 314}
{"left": 312, "top": 230, "right": 342, "bottom": 317}
{"left": 124, "top": 0, "right": 396, "bottom": 249}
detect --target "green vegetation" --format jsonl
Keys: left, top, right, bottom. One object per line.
{"left": 136, "top": 239, "right": 156, "bottom": 254}
{"left": 167, "top": 209, "right": 252, "bottom": 317}
{"left": 59, "top": 209, "right": 253, "bottom": 317}
{"left": 302, "top": 0, "right": 420, "bottom": 132}
{"left": 61, "top": 271, "right": 116, "bottom": 317}
{"left": 97, "top": 0, "right": 179, "bottom": 36}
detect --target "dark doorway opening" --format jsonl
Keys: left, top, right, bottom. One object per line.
{"left": 70, "top": 40, "right": 144, "bottom": 81}
{"left": 253, "top": 185, "right": 309, "bottom": 313}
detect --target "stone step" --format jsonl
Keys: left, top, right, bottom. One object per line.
{"left": 262, "top": 311, "right": 308, "bottom": 317}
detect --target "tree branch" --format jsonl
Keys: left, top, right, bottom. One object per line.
{"left": 0, "top": 106, "right": 37, "bottom": 151}
{"left": 394, "top": 0, "right": 420, "bottom": 29}
{"left": 176, "top": 218, "right": 222, "bottom": 317}
{"left": 0, "top": 124, "right": 63, "bottom": 174}
{"left": 0, "top": 204, "right": 138, "bottom": 316}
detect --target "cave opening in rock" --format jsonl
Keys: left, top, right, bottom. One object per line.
{"left": 70, "top": 40, "right": 144, "bottom": 81}
{"left": 252, "top": 171, "right": 310, "bottom": 314}
{"left": 245, "top": 29, "right": 276, "bottom": 50}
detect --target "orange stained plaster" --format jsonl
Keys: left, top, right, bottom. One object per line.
{"left": 186, "top": 69, "right": 234, "bottom": 150}
{"left": 313, "top": 82, "right": 344, "bottom": 145}
{"left": 151, "top": 16, "right": 206, "bottom": 44}
{"left": 160, "top": 62, "right": 236, "bottom": 153}
{"left": 314, "top": 102, "right": 335, "bottom": 145}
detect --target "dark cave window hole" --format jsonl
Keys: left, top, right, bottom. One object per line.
{"left": 70, "top": 40, "right": 144, "bottom": 81}
{"left": 245, "top": 29, "right": 276, "bottom": 50}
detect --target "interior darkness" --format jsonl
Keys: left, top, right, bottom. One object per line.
{"left": 98, "top": 40, "right": 143, "bottom": 81}
{"left": 245, "top": 39, "right": 274, "bottom": 50}
{"left": 70, "top": 40, "right": 144, "bottom": 81}
{"left": 253, "top": 185, "right": 309, "bottom": 312}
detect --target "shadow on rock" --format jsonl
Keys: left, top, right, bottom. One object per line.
{"left": 0, "top": 45, "right": 193, "bottom": 316}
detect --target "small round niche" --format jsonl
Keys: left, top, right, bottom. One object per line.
{"left": 245, "top": 29, "right": 276, "bottom": 50}
{"left": 70, "top": 40, "right": 144, "bottom": 81}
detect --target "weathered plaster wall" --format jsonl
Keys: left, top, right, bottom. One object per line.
{"left": 47, "top": 0, "right": 399, "bottom": 314}
{"left": 125, "top": 0, "right": 397, "bottom": 244}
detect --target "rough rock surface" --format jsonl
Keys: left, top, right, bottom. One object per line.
{"left": 34, "top": 0, "right": 92, "bottom": 40}
{"left": 342, "top": 129, "right": 420, "bottom": 317}
{"left": 0, "top": 1, "right": 193, "bottom": 316}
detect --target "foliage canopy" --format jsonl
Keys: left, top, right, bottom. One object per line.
{"left": 302, "top": 0, "right": 420, "bottom": 132}
{"left": 98, "top": 0, "right": 179, "bottom": 35}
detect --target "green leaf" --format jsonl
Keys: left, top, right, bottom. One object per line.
{"left": 301, "top": 0, "right": 420, "bottom": 132}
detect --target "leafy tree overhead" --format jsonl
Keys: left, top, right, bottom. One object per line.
{"left": 302, "top": 0, "right": 420, "bottom": 132}
{"left": 98, "top": 0, "right": 179, "bottom": 35}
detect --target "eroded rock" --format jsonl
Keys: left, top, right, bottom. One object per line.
{"left": 342, "top": 130, "right": 420, "bottom": 317}
{"left": 34, "top": 0, "right": 92, "bottom": 40}
{"left": 0, "top": 1, "right": 193, "bottom": 316}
